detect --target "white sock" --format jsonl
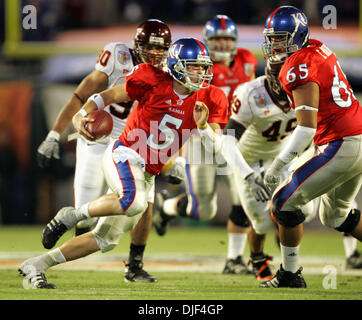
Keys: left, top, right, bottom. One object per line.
{"left": 163, "top": 198, "right": 179, "bottom": 216}
{"left": 343, "top": 235, "right": 357, "bottom": 258}
{"left": 48, "top": 248, "right": 66, "bottom": 264}
{"left": 227, "top": 233, "right": 247, "bottom": 259}
{"left": 76, "top": 203, "right": 91, "bottom": 220}
{"left": 281, "top": 244, "right": 300, "bottom": 273}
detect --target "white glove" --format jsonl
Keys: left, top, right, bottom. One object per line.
{"left": 37, "top": 131, "right": 60, "bottom": 168}
{"left": 167, "top": 156, "right": 186, "bottom": 184}
{"left": 264, "top": 157, "right": 286, "bottom": 192}
{"left": 246, "top": 172, "right": 272, "bottom": 202}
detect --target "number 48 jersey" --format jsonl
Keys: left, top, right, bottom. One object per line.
{"left": 231, "top": 76, "right": 297, "bottom": 164}
{"left": 95, "top": 42, "right": 136, "bottom": 139}
{"left": 279, "top": 39, "right": 362, "bottom": 146}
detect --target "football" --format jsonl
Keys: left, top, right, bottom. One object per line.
{"left": 85, "top": 110, "right": 113, "bottom": 140}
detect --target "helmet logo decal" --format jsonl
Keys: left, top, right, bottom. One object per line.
{"left": 149, "top": 36, "right": 164, "bottom": 45}
{"left": 169, "top": 44, "right": 184, "bottom": 59}
{"left": 291, "top": 13, "right": 308, "bottom": 26}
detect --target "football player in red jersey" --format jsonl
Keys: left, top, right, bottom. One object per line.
{"left": 19, "top": 38, "right": 251, "bottom": 288}
{"left": 33, "top": 19, "right": 171, "bottom": 284}
{"left": 259, "top": 6, "right": 362, "bottom": 288}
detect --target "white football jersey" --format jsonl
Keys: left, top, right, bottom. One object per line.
{"left": 95, "top": 42, "right": 136, "bottom": 139}
{"left": 231, "top": 76, "right": 297, "bottom": 164}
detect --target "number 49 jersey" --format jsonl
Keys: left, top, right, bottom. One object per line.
{"left": 95, "top": 42, "right": 136, "bottom": 139}
{"left": 231, "top": 76, "right": 297, "bottom": 164}
{"left": 279, "top": 39, "right": 362, "bottom": 146}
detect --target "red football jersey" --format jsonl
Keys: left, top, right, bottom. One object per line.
{"left": 211, "top": 48, "right": 258, "bottom": 114}
{"left": 120, "top": 63, "right": 228, "bottom": 175}
{"left": 279, "top": 39, "right": 362, "bottom": 146}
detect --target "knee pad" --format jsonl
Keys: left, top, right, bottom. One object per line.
{"left": 272, "top": 208, "right": 306, "bottom": 227}
{"left": 229, "top": 205, "right": 250, "bottom": 228}
{"left": 124, "top": 193, "right": 148, "bottom": 217}
{"left": 335, "top": 209, "right": 361, "bottom": 233}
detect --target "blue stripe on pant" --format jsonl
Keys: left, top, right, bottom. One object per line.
{"left": 112, "top": 140, "right": 136, "bottom": 212}
{"left": 273, "top": 140, "right": 343, "bottom": 213}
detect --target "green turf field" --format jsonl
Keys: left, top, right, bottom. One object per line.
{"left": 0, "top": 225, "right": 361, "bottom": 300}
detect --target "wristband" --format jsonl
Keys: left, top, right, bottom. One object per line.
{"left": 76, "top": 109, "right": 88, "bottom": 117}
{"left": 88, "top": 93, "right": 105, "bottom": 110}
{"left": 47, "top": 130, "right": 60, "bottom": 141}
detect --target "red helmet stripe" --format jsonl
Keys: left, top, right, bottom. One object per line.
{"left": 267, "top": 7, "right": 281, "bottom": 28}
{"left": 221, "top": 17, "right": 226, "bottom": 30}
{"left": 194, "top": 38, "right": 206, "bottom": 56}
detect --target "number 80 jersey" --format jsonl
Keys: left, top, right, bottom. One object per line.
{"left": 279, "top": 39, "right": 362, "bottom": 146}
{"left": 231, "top": 76, "right": 297, "bottom": 164}
{"left": 95, "top": 42, "right": 136, "bottom": 139}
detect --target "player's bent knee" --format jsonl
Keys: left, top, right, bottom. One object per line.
{"left": 124, "top": 194, "right": 148, "bottom": 217}
{"left": 335, "top": 209, "right": 361, "bottom": 233}
{"left": 229, "top": 205, "right": 250, "bottom": 228}
{"left": 92, "top": 229, "right": 119, "bottom": 253}
{"left": 273, "top": 209, "right": 306, "bottom": 227}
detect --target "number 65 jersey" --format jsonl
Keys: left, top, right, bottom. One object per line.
{"left": 230, "top": 76, "right": 297, "bottom": 164}
{"left": 279, "top": 39, "right": 362, "bottom": 146}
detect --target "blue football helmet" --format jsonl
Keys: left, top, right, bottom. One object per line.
{"left": 262, "top": 6, "right": 309, "bottom": 64}
{"left": 167, "top": 38, "right": 213, "bottom": 92}
{"left": 203, "top": 15, "right": 238, "bottom": 62}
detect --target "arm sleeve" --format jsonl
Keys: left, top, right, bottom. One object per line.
{"left": 95, "top": 42, "right": 117, "bottom": 77}
{"left": 207, "top": 87, "right": 229, "bottom": 125}
{"left": 230, "top": 82, "right": 254, "bottom": 126}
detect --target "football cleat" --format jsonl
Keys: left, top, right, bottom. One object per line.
{"left": 18, "top": 264, "right": 56, "bottom": 289}
{"left": 74, "top": 226, "right": 91, "bottom": 237}
{"left": 152, "top": 191, "right": 175, "bottom": 236}
{"left": 124, "top": 261, "right": 157, "bottom": 283}
{"left": 222, "top": 255, "right": 253, "bottom": 275}
{"left": 260, "top": 265, "right": 306, "bottom": 288}
{"left": 346, "top": 250, "right": 362, "bottom": 269}
{"left": 249, "top": 254, "right": 274, "bottom": 281}
{"left": 42, "top": 207, "right": 75, "bottom": 249}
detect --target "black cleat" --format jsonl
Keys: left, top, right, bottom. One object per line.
{"left": 18, "top": 266, "right": 56, "bottom": 289}
{"left": 42, "top": 218, "right": 68, "bottom": 249}
{"left": 152, "top": 192, "right": 174, "bottom": 236}
{"left": 124, "top": 261, "right": 157, "bottom": 283}
{"left": 222, "top": 256, "right": 253, "bottom": 274}
{"left": 249, "top": 254, "right": 274, "bottom": 281}
{"left": 346, "top": 250, "right": 362, "bottom": 269}
{"left": 260, "top": 265, "right": 306, "bottom": 288}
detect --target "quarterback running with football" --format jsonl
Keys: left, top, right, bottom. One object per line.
{"left": 259, "top": 6, "right": 362, "bottom": 288}
{"left": 35, "top": 19, "right": 172, "bottom": 284}
{"left": 18, "top": 38, "right": 254, "bottom": 289}
{"left": 153, "top": 15, "right": 258, "bottom": 275}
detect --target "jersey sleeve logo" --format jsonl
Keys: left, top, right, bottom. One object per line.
{"left": 244, "top": 63, "right": 254, "bottom": 77}
{"left": 117, "top": 49, "right": 131, "bottom": 65}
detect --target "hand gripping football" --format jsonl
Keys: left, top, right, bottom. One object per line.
{"left": 85, "top": 110, "right": 113, "bottom": 140}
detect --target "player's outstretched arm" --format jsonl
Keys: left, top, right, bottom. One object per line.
{"left": 264, "top": 82, "right": 319, "bottom": 190}
{"left": 37, "top": 70, "right": 108, "bottom": 168}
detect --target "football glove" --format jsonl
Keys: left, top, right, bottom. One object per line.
{"left": 264, "top": 157, "right": 286, "bottom": 192}
{"left": 37, "top": 131, "right": 60, "bottom": 168}
{"left": 167, "top": 156, "right": 186, "bottom": 184}
{"left": 246, "top": 172, "right": 272, "bottom": 202}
